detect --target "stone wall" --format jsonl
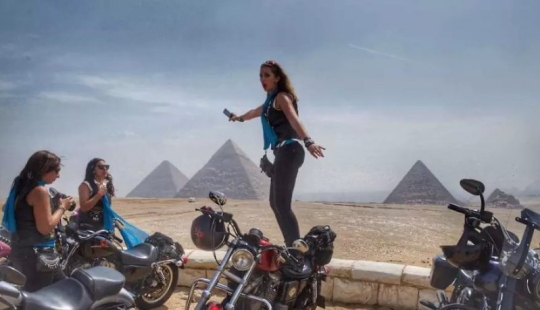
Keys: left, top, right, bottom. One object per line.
{"left": 177, "top": 249, "right": 447, "bottom": 310}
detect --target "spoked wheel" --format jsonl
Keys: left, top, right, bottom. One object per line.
{"left": 135, "top": 263, "right": 179, "bottom": 310}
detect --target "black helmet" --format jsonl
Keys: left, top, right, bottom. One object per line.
{"left": 190, "top": 213, "right": 227, "bottom": 251}
{"left": 440, "top": 243, "right": 491, "bottom": 271}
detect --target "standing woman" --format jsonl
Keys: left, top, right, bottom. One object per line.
{"left": 77, "top": 158, "right": 116, "bottom": 231}
{"left": 229, "top": 60, "right": 325, "bottom": 247}
{"left": 1, "top": 150, "right": 74, "bottom": 292}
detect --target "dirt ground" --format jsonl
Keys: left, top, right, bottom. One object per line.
{"left": 110, "top": 196, "right": 540, "bottom": 309}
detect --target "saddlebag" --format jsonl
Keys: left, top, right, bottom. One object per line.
{"left": 303, "top": 225, "right": 336, "bottom": 266}
{"left": 430, "top": 253, "right": 459, "bottom": 290}
{"left": 145, "top": 232, "right": 185, "bottom": 262}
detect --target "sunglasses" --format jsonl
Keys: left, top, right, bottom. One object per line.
{"left": 96, "top": 164, "right": 110, "bottom": 170}
{"left": 263, "top": 60, "right": 277, "bottom": 66}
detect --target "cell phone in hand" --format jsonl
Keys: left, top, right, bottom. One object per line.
{"left": 223, "top": 108, "right": 233, "bottom": 119}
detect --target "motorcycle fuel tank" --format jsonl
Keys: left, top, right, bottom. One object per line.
{"left": 473, "top": 260, "right": 502, "bottom": 295}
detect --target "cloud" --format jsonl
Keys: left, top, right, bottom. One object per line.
{"left": 348, "top": 44, "right": 440, "bottom": 69}
{"left": 0, "top": 81, "right": 16, "bottom": 91}
{"left": 38, "top": 91, "right": 101, "bottom": 104}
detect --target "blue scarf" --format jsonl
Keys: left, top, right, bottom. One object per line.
{"left": 261, "top": 90, "right": 278, "bottom": 150}
{"left": 102, "top": 194, "right": 149, "bottom": 249}
{"left": 2, "top": 179, "right": 45, "bottom": 233}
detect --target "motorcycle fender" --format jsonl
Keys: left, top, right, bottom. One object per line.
{"left": 89, "top": 288, "right": 136, "bottom": 309}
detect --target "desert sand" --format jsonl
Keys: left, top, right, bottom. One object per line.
{"left": 110, "top": 196, "right": 540, "bottom": 309}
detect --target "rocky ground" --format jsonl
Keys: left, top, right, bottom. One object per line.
{"left": 109, "top": 196, "right": 540, "bottom": 309}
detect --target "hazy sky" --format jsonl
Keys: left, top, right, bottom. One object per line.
{"left": 1, "top": 0, "right": 539, "bottom": 200}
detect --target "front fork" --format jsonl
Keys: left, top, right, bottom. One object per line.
{"left": 186, "top": 244, "right": 272, "bottom": 310}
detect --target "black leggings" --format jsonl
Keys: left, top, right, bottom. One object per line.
{"left": 11, "top": 246, "right": 66, "bottom": 292}
{"left": 269, "top": 141, "right": 305, "bottom": 247}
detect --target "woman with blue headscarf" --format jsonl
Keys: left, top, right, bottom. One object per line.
{"left": 2, "top": 150, "right": 75, "bottom": 292}
{"left": 228, "top": 60, "right": 326, "bottom": 250}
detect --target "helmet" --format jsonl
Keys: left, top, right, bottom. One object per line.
{"left": 440, "top": 243, "right": 492, "bottom": 271}
{"left": 190, "top": 214, "right": 227, "bottom": 251}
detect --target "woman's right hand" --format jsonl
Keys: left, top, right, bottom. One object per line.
{"left": 97, "top": 184, "right": 107, "bottom": 197}
{"left": 229, "top": 113, "right": 244, "bottom": 122}
{"left": 60, "top": 196, "right": 75, "bottom": 211}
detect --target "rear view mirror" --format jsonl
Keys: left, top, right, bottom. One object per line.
{"left": 209, "top": 191, "right": 227, "bottom": 207}
{"left": 460, "top": 179, "right": 485, "bottom": 196}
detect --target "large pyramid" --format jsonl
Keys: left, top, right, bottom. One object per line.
{"left": 175, "top": 139, "right": 270, "bottom": 200}
{"left": 126, "top": 160, "right": 189, "bottom": 198}
{"left": 383, "top": 160, "right": 458, "bottom": 205}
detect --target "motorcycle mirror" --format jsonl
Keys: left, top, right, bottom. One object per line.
{"left": 292, "top": 239, "right": 310, "bottom": 253}
{"left": 0, "top": 265, "right": 26, "bottom": 286}
{"left": 459, "top": 179, "right": 486, "bottom": 213}
{"left": 209, "top": 191, "right": 227, "bottom": 207}
{"left": 459, "top": 179, "right": 485, "bottom": 196}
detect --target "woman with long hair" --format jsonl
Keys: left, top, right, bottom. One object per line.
{"left": 229, "top": 60, "right": 325, "bottom": 249}
{"left": 1, "top": 150, "right": 74, "bottom": 292}
{"left": 77, "top": 157, "right": 116, "bottom": 231}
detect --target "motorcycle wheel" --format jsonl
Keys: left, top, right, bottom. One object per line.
{"left": 135, "top": 262, "right": 179, "bottom": 310}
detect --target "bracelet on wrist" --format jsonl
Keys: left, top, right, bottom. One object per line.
{"left": 303, "top": 137, "right": 315, "bottom": 148}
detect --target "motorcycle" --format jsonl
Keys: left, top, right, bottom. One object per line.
{"left": 185, "top": 190, "right": 336, "bottom": 310}
{"left": 0, "top": 264, "right": 136, "bottom": 309}
{"left": 422, "top": 178, "right": 540, "bottom": 310}
{"left": 60, "top": 214, "right": 187, "bottom": 310}
{"left": 420, "top": 178, "right": 520, "bottom": 310}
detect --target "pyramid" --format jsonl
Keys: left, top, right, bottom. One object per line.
{"left": 486, "top": 188, "right": 523, "bottom": 209}
{"left": 175, "top": 139, "right": 270, "bottom": 200}
{"left": 383, "top": 160, "right": 458, "bottom": 205}
{"left": 126, "top": 160, "right": 189, "bottom": 198}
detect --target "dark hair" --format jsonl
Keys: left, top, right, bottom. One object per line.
{"left": 84, "top": 158, "right": 116, "bottom": 197}
{"left": 261, "top": 60, "right": 299, "bottom": 102}
{"left": 12, "top": 150, "right": 61, "bottom": 192}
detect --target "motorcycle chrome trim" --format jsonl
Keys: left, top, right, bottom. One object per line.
{"left": 186, "top": 278, "right": 272, "bottom": 310}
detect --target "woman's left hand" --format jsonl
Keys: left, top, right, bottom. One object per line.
{"left": 307, "top": 144, "right": 326, "bottom": 159}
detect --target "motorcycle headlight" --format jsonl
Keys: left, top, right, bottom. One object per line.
{"left": 231, "top": 249, "right": 254, "bottom": 271}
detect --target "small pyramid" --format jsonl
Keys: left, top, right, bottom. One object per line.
{"left": 127, "top": 160, "right": 189, "bottom": 198}
{"left": 175, "top": 139, "right": 270, "bottom": 200}
{"left": 384, "top": 160, "right": 458, "bottom": 205}
{"left": 487, "top": 188, "right": 523, "bottom": 209}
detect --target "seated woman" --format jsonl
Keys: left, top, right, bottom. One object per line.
{"left": 2, "top": 150, "right": 74, "bottom": 292}
{"left": 77, "top": 157, "right": 116, "bottom": 231}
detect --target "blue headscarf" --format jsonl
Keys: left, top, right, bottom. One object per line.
{"left": 2, "top": 179, "right": 46, "bottom": 233}
{"left": 101, "top": 194, "right": 149, "bottom": 249}
{"left": 260, "top": 89, "right": 278, "bottom": 150}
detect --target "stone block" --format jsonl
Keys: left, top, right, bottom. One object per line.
{"left": 352, "top": 260, "right": 405, "bottom": 285}
{"left": 327, "top": 258, "right": 354, "bottom": 278}
{"left": 321, "top": 277, "right": 334, "bottom": 301}
{"left": 333, "top": 278, "right": 378, "bottom": 305}
{"left": 186, "top": 250, "right": 227, "bottom": 269}
{"left": 377, "top": 284, "right": 419, "bottom": 310}
{"left": 402, "top": 265, "right": 431, "bottom": 289}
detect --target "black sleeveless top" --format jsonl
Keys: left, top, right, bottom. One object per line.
{"left": 77, "top": 181, "right": 108, "bottom": 231}
{"left": 265, "top": 93, "right": 300, "bottom": 144}
{"left": 11, "top": 182, "right": 55, "bottom": 248}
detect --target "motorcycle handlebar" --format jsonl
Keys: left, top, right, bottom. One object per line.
{"left": 448, "top": 203, "right": 493, "bottom": 223}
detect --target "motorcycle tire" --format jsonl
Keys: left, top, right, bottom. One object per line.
{"left": 135, "top": 262, "right": 179, "bottom": 310}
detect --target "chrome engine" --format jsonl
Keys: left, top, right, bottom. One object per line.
{"left": 262, "top": 272, "right": 282, "bottom": 303}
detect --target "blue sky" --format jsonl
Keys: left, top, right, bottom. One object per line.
{"left": 1, "top": 0, "right": 539, "bottom": 200}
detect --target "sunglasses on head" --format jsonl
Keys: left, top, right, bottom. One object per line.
{"left": 263, "top": 60, "right": 277, "bottom": 66}
{"left": 96, "top": 164, "right": 110, "bottom": 170}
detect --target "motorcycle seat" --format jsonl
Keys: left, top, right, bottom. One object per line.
{"left": 22, "top": 278, "right": 93, "bottom": 310}
{"left": 119, "top": 243, "right": 159, "bottom": 266}
{"left": 71, "top": 266, "right": 125, "bottom": 300}
{"left": 522, "top": 208, "right": 540, "bottom": 227}
{"left": 281, "top": 259, "right": 313, "bottom": 279}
